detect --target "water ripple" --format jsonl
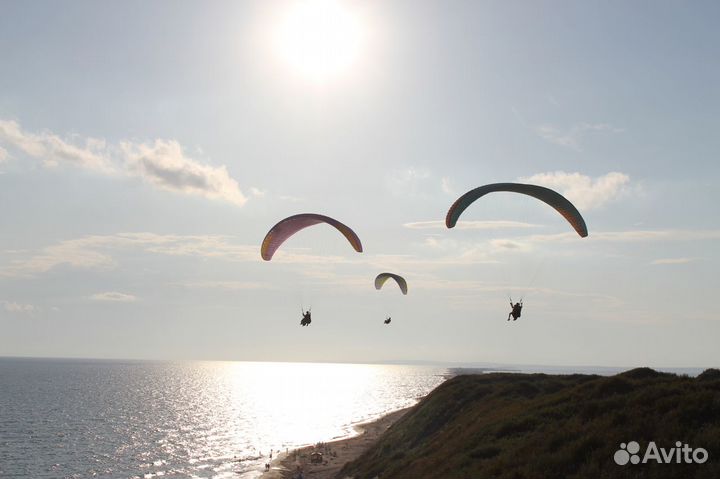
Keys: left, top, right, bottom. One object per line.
{"left": 0, "top": 359, "right": 445, "bottom": 478}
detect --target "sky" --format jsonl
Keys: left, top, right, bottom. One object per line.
{"left": 1, "top": 0, "right": 719, "bottom": 367}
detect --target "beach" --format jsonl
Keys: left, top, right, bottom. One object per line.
{"left": 261, "top": 407, "right": 411, "bottom": 479}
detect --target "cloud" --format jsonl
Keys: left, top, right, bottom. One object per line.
{"left": 250, "top": 187, "right": 266, "bottom": 198}
{"left": 527, "top": 229, "right": 720, "bottom": 244}
{"left": 421, "top": 236, "right": 462, "bottom": 252}
{"left": 267, "top": 250, "right": 360, "bottom": 265}
{"left": 488, "top": 239, "right": 530, "bottom": 251}
{"left": 651, "top": 257, "right": 696, "bottom": 265}
{"left": 0, "top": 118, "right": 249, "bottom": 206}
{"left": 0, "top": 120, "right": 44, "bottom": 157}
{"left": 5, "top": 233, "right": 259, "bottom": 277}
{"left": 1, "top": 300, "right": 37, "bottom": 314}
{"left": 279, "top": 195, "right": 304, "bottom": 203}
{"left": 428, "top": 237, "right": 533, "bottom": 260}
{"left": 385, "top": 167, "right": 431, "bottom": 196}
{"left": 404, "top": 220, "right": 540, "bottom": 230}
{"left": 138, "top": 234, "right": 259, "bottom": 260}
{"left": 90, "top": 292, "right": 137, "bottom": 302}
{"left": 441, "top": 177, "right": 455, "bottom": 195}
{"left": 0, "top": 146, "right": 8, "bottom": 163}
{"left": 0, "top": 232, "right": 362, "bottom": 277}
{"left": 409, "top": 228, "right": 720, "bottom": 266}
{"left": 121, "top": 139, "right": 247, "bottom": 206}
{"left": 0, "top": 119, "right": 114, "bottom": 172}
{"left": 176, "top": 280, "right": 271, "bottom": 290}
{"left": 465, "top": 230, "right": 720, "bottom": 256}
{"left": 536, "top": 122, "right": 624, "bottom": 150}
{"left": 0, "top": 234, "right": 203, "bottom": 277}
{"left": 407, "top": 279, "right": 621, "bottom": 302}
{"left": 519, "top": 171, "right": 630, "bottom": 210}
{"left": 366, "top": 248, "right": 499, "bottom": 268}
{"left": 2, "top": 237, "right": 117, "bottom": 276}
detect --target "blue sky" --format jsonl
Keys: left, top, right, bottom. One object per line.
{"left": 1, "top": 0, "right": 719, "bottom": 367}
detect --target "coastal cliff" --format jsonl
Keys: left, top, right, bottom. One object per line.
{"left": 340, "top": 368, "right": 720, "bottom": 479}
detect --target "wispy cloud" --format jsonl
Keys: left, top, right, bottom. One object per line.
{"left": 0, "top": 119, "right": 114, "bottom": 172}
{"left": 408, "top": 279, "right": 622, "bottom": 304}
{"left": 404, "top": 228, "right": 720, "bottom": 267}
{"left": 11, "top": 227, "right": 709, "bottom": 281}
{"left": 365, "top": 248, "right": 500, "bottom": 268}
{"left": 176, "top": 280, "right": 271, "bottom": 290}
{"left": 1, "top": 300, "right": 38, "bottom": 315}
{"left": 519, "top": 171, "right": 630, "bottom": 210}
{"left": 0, "top": 233, "right": 254, "bottom": 277}
{"left": 536, "top": 122, "right": 623, "bottom": 151}
{"left": 441, "top": 177, "right": 455, "bottom": 195}
{"left": 527, "top": 229, "right": 720, "bottom": 244}
{"left": 2, "top": 237, "right": 118, "bottom": 276}
{"left": 121, "top": 140, "right": 247, "bottom": 206}
{"left": 421, "top": 236, "right": 460, "bottom": 250}
{"left": 488, "top": 238, "right": 531, "bottom": 251}
{"left": 0, "top": 232, "right": 366, "bottom": 278}
{"left": 462, "top": 229, "right": 720, "bottom": 255}
{"left": 250, "top": 187, "right": 266, "bottom": 198}
{"left": 90, "top": 292, "right": 137, "bottom": 302}
{"left": 404, "top": 220, "right": 540, "bottom": 230}
{"left": 0, "top": 118, "right": 248, "bottom": 206}
{"left": 651, "top": 257, "right": 696, "bottom": 265}
{"left": 385, "top": 167, "right": 431, "bottom": 197}
{"left": 279, "top": 195, "right": 304, "bottom": 203}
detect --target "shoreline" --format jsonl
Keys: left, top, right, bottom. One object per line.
{"left": 260, "top": 407, "right": 411, "bottom": 479}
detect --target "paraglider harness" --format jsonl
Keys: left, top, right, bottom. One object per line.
{"left": 508, "top": 298, "right": 523, "bottom": 321}
{"left": 300, "top": 308, "right": 312, "bottom": 326}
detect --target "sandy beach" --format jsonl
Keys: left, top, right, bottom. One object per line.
{"left": 260, "top": 407, "right": 410, "bottom": 479}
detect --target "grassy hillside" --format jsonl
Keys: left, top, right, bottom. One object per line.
{"left": 340, "top": 368, "right": 720, "bottom": 479}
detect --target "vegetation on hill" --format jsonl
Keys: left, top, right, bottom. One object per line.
{"left": 340, "top": 369, "right": 720, "bottom": 479}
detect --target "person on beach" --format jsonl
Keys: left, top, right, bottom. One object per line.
{"left": 300, "top": 309, "right": 311, "bottom": 326}
{"left": 508, "top": 300, "right": 523, "bottom": 321}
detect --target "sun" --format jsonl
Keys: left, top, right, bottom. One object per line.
{"left": 274, "top": 0, "right": 364, "bottom": 83}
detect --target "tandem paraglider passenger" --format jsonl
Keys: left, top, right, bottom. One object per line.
{"left": 508, "top": 300, "right": 523, "bottom": 321}
{"left": 300, "top": 309, "right": 312, "bottom": 326}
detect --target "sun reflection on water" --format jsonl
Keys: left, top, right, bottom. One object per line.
{"left": 226, "top": 362, "right": 378, "bottom": 446}
{"left": 0, "top": 359, "right": 445, "bottom": 479}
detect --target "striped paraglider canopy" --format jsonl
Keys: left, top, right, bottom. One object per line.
{"left": 261, "top": 213, "right": 363, "bottom": 261}
{"left": 445, "top": 183, "right": 588, "bottom": 237}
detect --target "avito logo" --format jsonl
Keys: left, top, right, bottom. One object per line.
{"left": 614, "top": 441, "right": 709, "bottom": 465}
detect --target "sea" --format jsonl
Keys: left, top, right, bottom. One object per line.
{"left": 0, "top": 358, "right": 446, "bottom": 479}
{"left": 0, "top": 358, "right": 706, "bottom": 479}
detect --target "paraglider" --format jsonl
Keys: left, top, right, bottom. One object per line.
{"left": 445, "top": 183, "right": 588, "bottom": 237}
{"left": 374, "top": 273, "right": 408, "bottom": 295}
{"left": 508, "top": 300, "right": 523, "bottom": 321}
{"left": 261, "top": 213, "right": 363, "bottom": 261}
{"left": 445, "top": 183, "right": 587, "bottom": 321}
{"left": 300, "top": 308, "right": 312, "bottom": 326}
{"left": 261, "top": 214, "right": 362, "bottom": 327}
{"left": 375, "top": 273, "right": 406, "bottom": 325}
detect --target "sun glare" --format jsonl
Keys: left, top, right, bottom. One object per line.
{"left": 274, "top": 0, "right": 364, "bottom": 83}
